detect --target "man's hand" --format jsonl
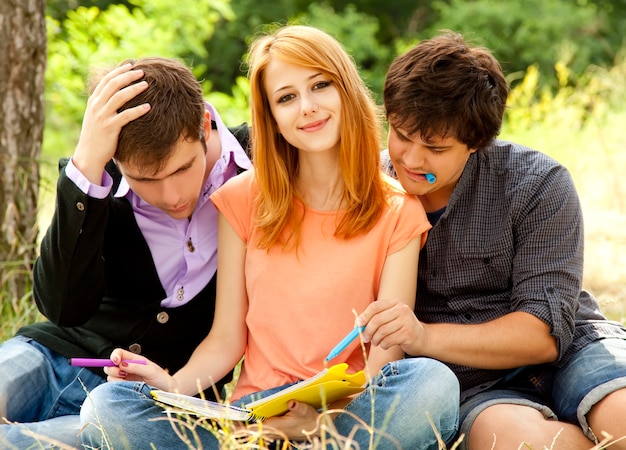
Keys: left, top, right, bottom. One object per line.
{"left": 72, "top": 63, "right": 151, "bottom": 185}
{"left": 357, "top": 298, "right": 426, "bottom": 356}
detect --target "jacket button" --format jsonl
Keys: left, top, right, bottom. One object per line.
{"left": 128, "top": 343, "right": 142, "bottom": 354}
{"left": 156, "top": 311, "right": 169, "bottom": 324}
{"left": 76, "top": 202, "right": 85, "bottom": 211}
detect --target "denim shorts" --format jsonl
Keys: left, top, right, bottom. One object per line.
{"left": 458, "top": 338, "right": 626, "bottom": 448}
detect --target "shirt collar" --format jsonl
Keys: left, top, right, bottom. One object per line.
{"left": 205, "top": 102, "right": 252, "bottom": 172}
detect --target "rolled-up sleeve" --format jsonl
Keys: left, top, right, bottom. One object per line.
{"left": 510, "top": 165, "right": 583, "bottom": 361}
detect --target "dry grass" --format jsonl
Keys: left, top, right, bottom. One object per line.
{"left": 582, "top": 208, "right": 626, "bottom": 324}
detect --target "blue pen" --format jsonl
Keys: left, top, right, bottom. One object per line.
{"left": 325, "top": 326, "right": 366, "bottom": 362}
{"left": 425, "top": 173, "right": 436, "bottom": 184}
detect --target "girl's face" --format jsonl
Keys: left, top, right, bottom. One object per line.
{"left": 263, "top": 58, "right": 342, "bottom": 155}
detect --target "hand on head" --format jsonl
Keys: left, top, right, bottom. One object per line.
{"left": 72, "top": 63, "right": 151, "bottom": 185}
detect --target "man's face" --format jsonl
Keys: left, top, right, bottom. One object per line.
{"left": 387, "top": 125, "right": 476, "bottom": 211}
{"left": 117, "top": 136, "right": 207, "bottom": 220}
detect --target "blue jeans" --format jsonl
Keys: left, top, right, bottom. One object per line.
{"left": 81, "top": 358, "right": 459, "bottom": 449}
{"left": 458, "top": 338, "right": 626, "bottom": 450}
{"left": 0, "top": 335, "right": 106, "bottom": 448}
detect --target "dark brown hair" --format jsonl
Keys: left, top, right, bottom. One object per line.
{"left": 90, "top": 57, "right": 206, "bottom": 173}
{"left": 384, "top": 32, "right": 509, "bottom": 151}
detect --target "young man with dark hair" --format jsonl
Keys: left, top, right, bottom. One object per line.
{"left": 359, "top": 32, "right": 626, "bottom": 449}
{"left": 0, "top": 57, "right": 251, "bottom": 448}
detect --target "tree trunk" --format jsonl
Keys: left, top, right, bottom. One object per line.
{"left": 0, "top": 0, "right": 46, "bottom": 304}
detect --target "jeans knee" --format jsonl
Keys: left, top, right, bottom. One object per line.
{"left": 405, "top": 357, "right": 459, "bottom": 395}
{"left": 421, "top": 358, "right": 458, "bottom": 391}
{"left": 431, "top": 360, "right": 460, "bottom": 411}
{"left": 79, "top": 385, "right": 105, "bottom": 447}
{"left": 81, "top": 382, "right": 140, "bottom": 448}
{"left": 81, "top": 383, "right": 109, "bottom": 419}
{"left": 405, "top": 358, "right": 460, "bottom": 439}
{"left": 82, "top": 382, "right": 135, "bottom": 431}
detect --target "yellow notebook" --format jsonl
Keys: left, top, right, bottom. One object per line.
{"left": 151, "top": 363, "right": 366, "bottom": 422}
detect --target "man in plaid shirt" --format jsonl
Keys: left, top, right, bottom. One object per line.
{"left": 359, "top": 32, "right": 626, "bottom": 450}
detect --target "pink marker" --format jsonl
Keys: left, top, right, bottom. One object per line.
{"left": 69, "top": 358, "right": 147, "bottom": 367}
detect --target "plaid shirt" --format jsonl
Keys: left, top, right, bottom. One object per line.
{"left": 382, "top": 140, "right": 626, "bottom": 399}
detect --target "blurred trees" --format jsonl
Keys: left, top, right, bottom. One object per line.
{"left": 418, "top": 0, "right": 612, "bottom": 85}
{"left": 44, "top": 0, "right": 234, "bottom": 160}
{"left": 45, "top": 0, "right": 626, "bottom": 96}
{"left": 38, "top": 0, "right": 626, "bottom": 217}
{"left": 39, "top": 0, "right": 626, "bottom": 172}
{"left": 0, "top": 0, "right": 46, "bottom": 301}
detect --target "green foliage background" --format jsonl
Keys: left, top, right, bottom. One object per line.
{"left": 42, "top": 0, "right": 626, "bottom": 165}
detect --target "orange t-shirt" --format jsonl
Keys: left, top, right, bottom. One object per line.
{"left": 210, "top": 169, "right": 430, "bottom": 400}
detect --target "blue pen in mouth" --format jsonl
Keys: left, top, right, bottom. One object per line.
{"left": 425, "top": 173, "right": 436, "bottom": 184}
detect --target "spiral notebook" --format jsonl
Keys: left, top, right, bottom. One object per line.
{"left": 151, "top": 363, "right": 366, "bottom": 422}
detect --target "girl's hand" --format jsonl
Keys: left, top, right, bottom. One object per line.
{"left": 104, "top": 348, "right": 176, "bottom": 391}
{"left": 262, "top": 400, "right": 320, "bottom": 440}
